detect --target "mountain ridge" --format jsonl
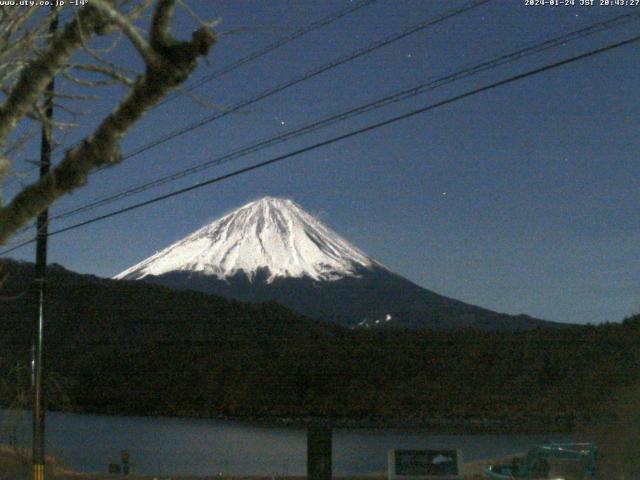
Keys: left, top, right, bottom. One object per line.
{"left": 116, "top": 197, "right": 560, "bottom": 331}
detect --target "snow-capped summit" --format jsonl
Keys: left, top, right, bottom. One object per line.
{"left": 115, "top": 197, "right": 376, "bottom": 282}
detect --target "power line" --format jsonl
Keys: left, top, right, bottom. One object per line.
{"left": 158, "top": 0, "right": 380, "bottom": 107}
{"left": 5, "top": 0, "right": 493, "bottom": 240}
{"left": 104, "top": 0, "right": 493, "bottom": 165}
{"left": 4, "top": 0, "right": 379, "bottom": 188}
{"left": 1, "top": 32, "right": 637, "bottom": 256}
{"left": 2, "top": 0, "right": 493, "bottom": 243}
{"left": 48, "top": 11, "right": 640, "bottom": 223}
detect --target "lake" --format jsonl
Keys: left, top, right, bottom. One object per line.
{"left": 0, "top": 410, "right": 568, "bottom": 476}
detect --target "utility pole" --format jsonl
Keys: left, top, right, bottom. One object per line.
{"left": 307, "top": 421, "right": 332, "bottom": 480}
{"left": 32, "top": 7, "right": 58, "bottom": 480}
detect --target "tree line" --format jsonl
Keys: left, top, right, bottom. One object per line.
{"left": 0, "top": 259, "right": 638, "bottom": 433}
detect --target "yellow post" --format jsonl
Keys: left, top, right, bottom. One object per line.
{"left": 32, "top": 463, "right": 45, "bottom": 480}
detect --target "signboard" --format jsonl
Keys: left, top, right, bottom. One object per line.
{"left": 388, "top": 449, "right": 463, "bottom": 480}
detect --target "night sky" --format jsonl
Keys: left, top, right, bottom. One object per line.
{"left": 3, "top": 0, "right": 639, "bottom": 325}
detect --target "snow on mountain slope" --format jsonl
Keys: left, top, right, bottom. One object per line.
{"left": 115, "top": 197, "right": 377, "bottom": 282}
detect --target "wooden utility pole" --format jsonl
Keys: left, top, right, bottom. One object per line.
{"left": 32, "top": 8, "right": 58, "bottom": 480}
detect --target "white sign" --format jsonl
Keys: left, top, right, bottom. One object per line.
{"left": 388, "top": 449, "right": 463, "bottom": 480}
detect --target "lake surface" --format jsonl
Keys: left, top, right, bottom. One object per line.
{"left": 0, "top": 410, "right": 568, "bottom": 476}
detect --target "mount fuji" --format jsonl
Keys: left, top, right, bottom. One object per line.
{"left": 116, "top": 197, "right": 376, "bottom": 283}
{"left": 115, "top": 197, "right": 556, "bottom": 330}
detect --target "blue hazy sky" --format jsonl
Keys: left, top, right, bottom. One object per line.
{"left": 4, "top": 0, "right": 639, "bottom": 325}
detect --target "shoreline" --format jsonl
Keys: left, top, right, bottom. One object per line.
{"left": 1, "top": 407, "right": 572, "bottom": 435}
{"left": 0, "top": 444, "right": 507, "bottom": 480}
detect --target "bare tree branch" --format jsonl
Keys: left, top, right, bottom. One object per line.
{"left": 69, "top": 63, "right": 135, "bottom": 87}
{"left": 91, "top": 0, "right": 160, "bottom": 67}
{"left": 150, "top": 0, "right": 176, "bottom": 49}
{"left": 0, "top": 2, "right": 216, "bottom": 244}
{"left": 0, "top": 6, "right": 108, "bottom": 147}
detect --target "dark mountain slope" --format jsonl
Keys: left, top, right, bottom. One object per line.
{"left": 144, "top": 265, "right": 557, "bottom": 330}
